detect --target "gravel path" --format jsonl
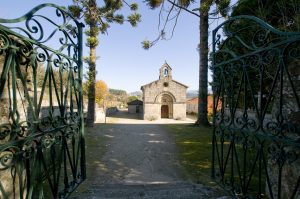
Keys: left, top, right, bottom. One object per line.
{"left": 71, "top": 111, "right": 229, "bottom": 198}
{"left": 88, "top": 111, "right": 191, "bottom": 185}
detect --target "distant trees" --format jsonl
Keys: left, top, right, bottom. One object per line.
{"left": 95, "top": 80, "right": 108, "bottom": 107}
{"left": 69, "top": 0, "right": 141, "bottom": 127}
{"left": 109, "top": 88, "right": 127, "bottom": 96}
{"left": 108, "top": 89, "right": 128, "bottom": 107}
{"left": 128, "top": 95, "right": 138, "bottom": 102}
{"left": 35, "top": 64, "right": 68, "bottom": 91}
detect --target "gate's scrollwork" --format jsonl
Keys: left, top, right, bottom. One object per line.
{"left": 0, "top": 4, "right": 85, "bottom": 198}
{"left": 212, "top": 16, "right": 300, "bottom": 198}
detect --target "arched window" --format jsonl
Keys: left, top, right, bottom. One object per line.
{"left": 164, "top": 68, "right": 168, "bottom": 77}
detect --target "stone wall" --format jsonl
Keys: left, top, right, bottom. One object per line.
{"left": 95, "top": 108, "right": 105, "bottom": 123}
{"left": 0, "top": 50, "right": 29, "bottom": 199}
{"left": 173, "top": 103, "right": 186, "bottom": 120}
{"left": 106, "top": 107, "right": 118, "bottom": 116}
{"left": 128, "top": 105, "right": 143, "bottom": 114}
{"left": 186, "top": 102, "right": 197, "bottom": 114}
{"left": 143, "top": 103, "right": 160, "bottom": 120}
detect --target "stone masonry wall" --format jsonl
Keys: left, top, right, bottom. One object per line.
{"left": 143, "top": 104, "right": 160, "bottom": 120}
{"left": 173, "top": 103, "right": 186, "bottom": 120}
{"left": 142, "top": 78, "right": 187, "bottom": 120}
{"left": 143, "top": 80, "right": 186, "bottom": 103}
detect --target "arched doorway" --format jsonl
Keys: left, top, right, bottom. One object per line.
{"left": 160, "top": 94, "right": 173, "bottom": 118}
{"left": 161, "top": 105, "right": 169, "bottom": 118}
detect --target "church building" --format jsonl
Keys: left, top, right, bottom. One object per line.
{"left": 141, "top": 62, "right": 188, "bottom": 120}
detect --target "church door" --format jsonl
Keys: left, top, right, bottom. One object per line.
{"left": 161, "top": 105, "right": 169, "bottom": 118}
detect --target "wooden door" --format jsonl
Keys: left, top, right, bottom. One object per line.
{"left": 161, "top": 105, "right": 169, "bottom": 118}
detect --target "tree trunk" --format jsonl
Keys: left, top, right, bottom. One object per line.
{"left": 86, "top": 46, "right": 96, "bottom": 127}
{"left": 86, "top": 0, "right": 97, "bottom": 127}
{"left": 196, "top": 0, "right": 209, "bottom": 126}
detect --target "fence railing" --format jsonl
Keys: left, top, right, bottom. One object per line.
{"left": 212, "top": 15, "right": 300, "bottom": 199}
{"left": 0, "top": 4, "right": 85, "bottom": 198}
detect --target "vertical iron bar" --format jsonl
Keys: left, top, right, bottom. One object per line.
{"left": 243, "top": 141, "right": 247, "bottom": 194}
{"left": 258, "top": 146, "right": 262, "bottom": 198}
{"left": 78, "top": 22, "right": 86, "bottom": 180}
{"left": 211, "top": 29, "right": 216, "bottom": 179}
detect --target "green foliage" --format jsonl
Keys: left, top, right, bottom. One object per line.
{"left": 141, "top": 40, "right": 151, "bottom": 50}
{"left": 144, "top": 0, "right": 163, "bottom": 9}
{"left": 127, "top": 13, "right": 141, "bottom": 27}
{"left": 85, "top": 27, "right": 100, "bottom": 36}
{"left": 82, "top": 81, "right": 89, "bottom": 97}
{"left": 127, "top": 95, "right": 138, "bottom": 102}
{"left": 68, "top": 5, "right": 81, "bottom": 18}
{"left": 109, "top": 88, "right": 127, "bottom": 96}
{"left": 148, "top": 116, "right": 157, "bottom": 121}
{"left": 113, "top": 14, "right": 125, "bottom": 24}
{"left": 178, "top": 0, "right": 195, "bottom": 8}
{"left": 200, "top": 0, "right": 214, "bottom": 14}
{"left": 86, "top": 36, "right": 99, "bottom": 47}
{"left": 99, "top": 23, "right": 110, "bottom": 34}
{"left": 104, "top": 0, "right": 123, "bottom": 10}
{"left": 105, "top": 12, "right": 115, "bottom": 23}
{"left": 215, "top": 0, "right": 300, "bottom": 111}
{"left": 130, "top": 3, "right": 138, "bottom": 11}
{"left": 231, "top": 0, "right": 300, "bottom": 31}
{"left": 70, "top": 0, "right": 141, "bottom": 35}
{"left": 217, "top": 0, "right": 230, "bottom": 17}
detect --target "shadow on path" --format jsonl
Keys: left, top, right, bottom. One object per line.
{"left": 108, "top": 110, "right": 143, "bottom": 120}
{"left": 71, "top": 111, "right": 228, "bottom": 198}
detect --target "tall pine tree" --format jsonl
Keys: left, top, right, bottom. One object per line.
{"left": 69, "top": 0, "right": 140, "bottom": 127}
{"left": 143, "top": 0, "right": 230, "bottom": 126}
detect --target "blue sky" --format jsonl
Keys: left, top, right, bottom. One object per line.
{"left": 0, "top": 1, "right": 231, "bottom": 93}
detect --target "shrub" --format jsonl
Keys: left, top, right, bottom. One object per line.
{"left": 147, "top": 116, "right": 157, "bottom": 121}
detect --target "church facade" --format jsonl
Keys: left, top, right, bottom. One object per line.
{"left": 141, "top": 63, "right": 187, "bottom": 120}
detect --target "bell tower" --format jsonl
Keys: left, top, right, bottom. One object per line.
{"left": 159, "top": 62, "right": 172, "bottom": 80}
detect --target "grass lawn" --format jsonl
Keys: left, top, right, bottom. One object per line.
{"left": 164, "top": 123, "right": 266, "bottom": 197}
{"left": 73, "top": 124, "right": 110, "bottom": 194}
{"left": 163, "top": 124, "right": 216, "bottom": 187}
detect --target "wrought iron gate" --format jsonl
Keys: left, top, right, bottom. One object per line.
{"left": 211, "top": 16, "right": 300, "bottom": 198}
{"left": 0, "top": 4, "right": 85, "bottom": 198}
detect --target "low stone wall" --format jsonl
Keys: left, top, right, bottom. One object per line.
{"left": 106, "top": 107, "right": 118, "bottom": 116}
{"left": 95, "top": 108, "right": 105, "bottom": 123}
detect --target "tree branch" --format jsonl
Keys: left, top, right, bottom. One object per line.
{"left": 122, "top": 0, "right": 131, "bottom": 8}
{"left": 166, "top": 0, "right": 200, "bottom": 18}
{"left": 168, "top": 8, "right": 181, "bottom": 40}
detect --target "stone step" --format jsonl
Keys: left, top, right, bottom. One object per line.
{"left": 70, "top": 182, "right": 230, "bottom": 199}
